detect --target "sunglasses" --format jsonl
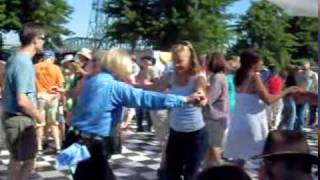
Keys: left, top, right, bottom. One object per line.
{"left": 38, "top": 36, "right": 46, "bottom": 41}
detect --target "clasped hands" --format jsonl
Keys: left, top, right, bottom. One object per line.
{"left": 126, "top": 79, "right": 208, "bottom": 107}
{"left": 186, "top": 90, "right": 208, "bottom": 106}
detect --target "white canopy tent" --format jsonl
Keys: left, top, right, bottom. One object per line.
{"left": 266, "top": 0, "right": 318, "bottom": 17}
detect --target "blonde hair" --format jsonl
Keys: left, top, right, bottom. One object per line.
{"left": 95, "top": 49, "right": 133, "bottom": 77}
{"left": 171, "top": 41, "right": 201, "bottom": 74}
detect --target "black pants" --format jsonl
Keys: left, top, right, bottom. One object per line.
{"left": 309, "top": 105, "right": 317, "bottom": 126}
{"left": 136, "top": 108, "right": 152, "bottom": 131}
{"left": 166, "top": 127, "right": 208, "bottom": 180}
{"left": 63, "top": 132, "right": 116, "bottom": 180}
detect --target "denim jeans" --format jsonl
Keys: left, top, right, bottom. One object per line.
{"left": 294, "top": 103, "right": 308, "bottom": 131}
{"left": 166, "top": 127, "right": 208, "bottom": 180}
{"left": 279, "top": 96, "right": 296, "bottom": 130}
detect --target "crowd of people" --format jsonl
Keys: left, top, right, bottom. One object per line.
{"left": 0, "top": 23, "right": 318, "bottom": 180}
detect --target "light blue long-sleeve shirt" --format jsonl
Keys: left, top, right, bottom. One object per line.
{"left": 71, "top": 71, "right": 187, "bottom": 137}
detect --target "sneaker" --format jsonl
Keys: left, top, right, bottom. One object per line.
{"left": 55, "top": 148, "right": 61, "bottom": 154}
{"left": 37, "top": 150, "right": 43, "bottom": 155}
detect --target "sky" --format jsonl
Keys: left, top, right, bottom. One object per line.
{"left": 4, "top": 0, "right": 254, "bottom": 45}
{"left": 66, "top": 0, "right": 255, "bottom": 37}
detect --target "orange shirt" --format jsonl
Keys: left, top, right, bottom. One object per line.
{"left": 35, "top": 61, "right": 64, "bottom": 93}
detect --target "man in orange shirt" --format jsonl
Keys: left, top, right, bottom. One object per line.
{"left": 35, "top": 50, "right": 64, "bottom": 153}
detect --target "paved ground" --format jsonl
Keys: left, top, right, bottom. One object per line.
{"left": 0, "top": 127, "right": 318, "bottom": 180}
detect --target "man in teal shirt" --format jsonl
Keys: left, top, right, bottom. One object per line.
{"left": 3, "top": 23, "right": 45, "bottom": 180}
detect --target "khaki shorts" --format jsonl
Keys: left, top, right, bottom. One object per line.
{"left": 3, "top": 113, "right": 37, "bottom": 161}
{"left": 37, "top": 96, "right": 60, "bottom": 127}
{"left": 206, "top": 120, "right": 227, "bottom": 148}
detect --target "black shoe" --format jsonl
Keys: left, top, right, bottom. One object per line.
{"left": 137, "top": 128, "right": 144, "bottom": 132}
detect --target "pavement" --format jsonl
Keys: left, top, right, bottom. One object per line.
{"left": 0, "top": 126, "right": 318, "bottom": 180}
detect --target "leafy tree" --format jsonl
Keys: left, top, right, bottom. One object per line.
{"left": 0, "top": 0, "right": 73, "bottom": 47}
{"left": 229, "top": 1, "right": 297, "bottom": 72}
{"left": 287, "top": 17, "right": 317, "bottom": 60}
{"left": 105, "top": 0, "right": 237, "bottom": 53}
{"left": 228, "top": 1, "right": 318, "bottom": 72}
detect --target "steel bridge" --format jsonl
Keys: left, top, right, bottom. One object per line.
{"left": 61, "top": 37, "right": 110, "bottom": 51}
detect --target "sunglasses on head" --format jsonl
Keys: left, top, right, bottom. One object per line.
{"left": 38, "top": 35, "right": 46, "bottom": 40}
{"left": 178, "top": 41, "right": 192, "bottom": 46}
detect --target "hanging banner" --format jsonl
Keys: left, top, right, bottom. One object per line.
{"left": 267, "top": 0, "right": 317, "bottom": 17}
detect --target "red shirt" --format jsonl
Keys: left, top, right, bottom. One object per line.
{"left": 267, "top": 75, "right": 284, "bottom": 95}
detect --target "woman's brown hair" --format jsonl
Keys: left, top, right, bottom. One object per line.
{"left": 235, "top": 49, "right": 262, "bottom": 87}
{"left": 206, "top": 52, "right": 227, "bottom": 74}
{"left": 171, "top": 41, "right": 201, "bottom": 74}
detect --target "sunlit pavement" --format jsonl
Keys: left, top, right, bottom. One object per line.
{"left": 0, "top": 127, "right": 318, "bottom": 180}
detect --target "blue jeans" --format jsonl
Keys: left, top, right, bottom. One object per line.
{"left": 279, "top": 97, "right": 296, "bottom": 130}
{"left": 294, "top": 104, "right": 308, "bottom": 131}
{"left": 166, "top": 127, "right": 208, "bottom": 180}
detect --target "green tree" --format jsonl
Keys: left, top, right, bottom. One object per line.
{"left": 0, "top": 0, "right": 73, "bottom": 46}
{"left": 287, "top": 17, "right": 317, "bottom": 60}
{"left": 105, "top": 0, "right": 236, "bottom": 53}
{"left": 228, "top": 1, "right": 297, "bottom": 72}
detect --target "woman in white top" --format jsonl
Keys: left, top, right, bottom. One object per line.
{"left": 223, "top": 50, "right": 300, "bottom": 168}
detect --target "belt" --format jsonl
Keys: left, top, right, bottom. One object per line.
{"left": 4, "top": 112, "right": 26, "bottom": 118}
{"left": 69, "top": 126, "right": 108, "bottom": 141}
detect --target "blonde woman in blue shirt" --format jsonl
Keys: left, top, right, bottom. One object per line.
{"left": 62, "top": 49, "right": 204, "bottom": 180}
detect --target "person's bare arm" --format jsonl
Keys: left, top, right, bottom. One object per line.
{"left": 134, "top": 73, "right": 169, "bottom": 92}
{"left": 292, "top": 92, "right": 318, "bottom": 105}
{"left": 195, "top": 75, "right": 207, "bottom": 94}
{"left": 254, "top": 73, "right": 300, "bottom": 105}
{"left": 17, "top": 94, "right": 43, "bottom": 123}
{"left": 194, "top": 75, "right": 208, "bottom": 106}
{"left": 65, "top": 78, "right": 84, "bottom": 98}
{"left": 72, "top": 62, "right": 89, "bottom": 77}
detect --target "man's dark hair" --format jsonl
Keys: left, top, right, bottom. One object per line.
{"left": 19, "top": 22, "right": 46, "bottom": 46}
{"left": 141, "top": 55, "right": 156, "bottom": 65}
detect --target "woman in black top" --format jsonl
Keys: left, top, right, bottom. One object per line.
{"left": 279, "top": 68, "right": 297, "bottom": 130}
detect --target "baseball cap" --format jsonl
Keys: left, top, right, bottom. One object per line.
{"left": 61, "top": 54, "right": 75, "bottom": 64}
{"left": 42, "top": 50, "right": 56, "bottom": 60}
